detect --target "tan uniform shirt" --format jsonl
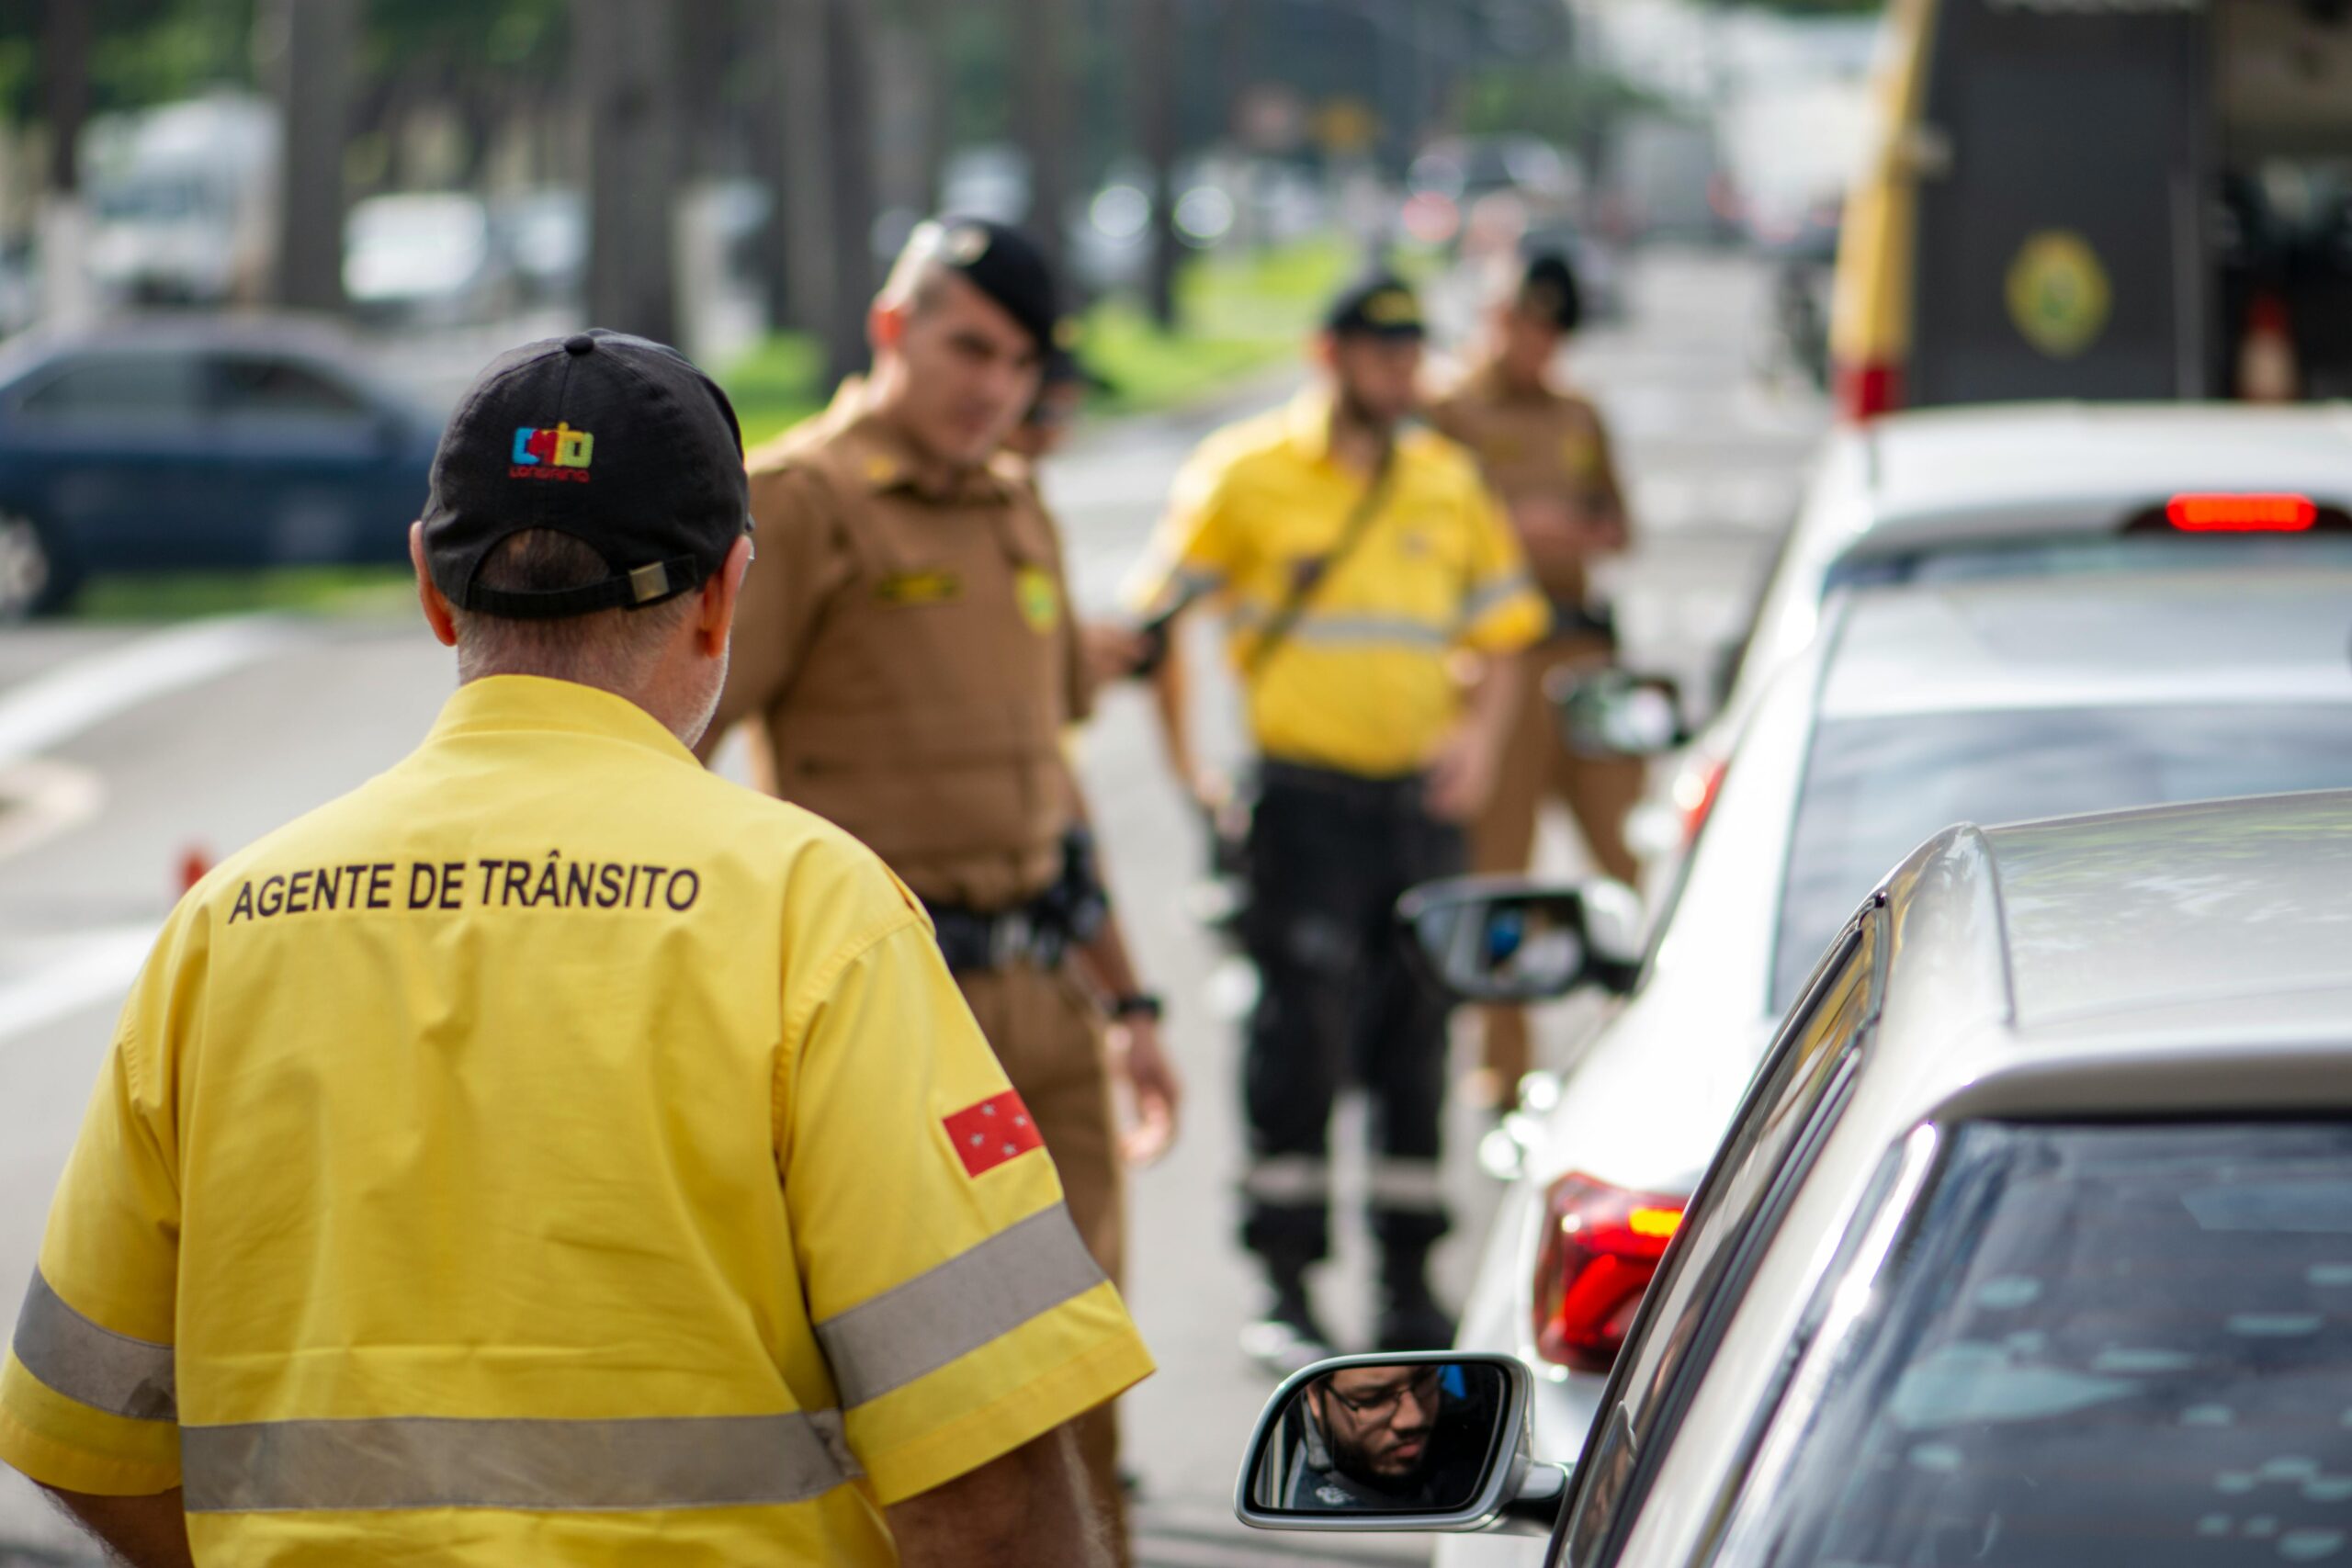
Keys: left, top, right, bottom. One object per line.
{"left": 710, "top": 384, "right": 1091, "bottom": 911}
{"left": 1425, "top": 362, "right": 1624, "bottom": 611}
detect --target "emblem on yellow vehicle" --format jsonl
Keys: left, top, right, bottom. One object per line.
{"left": 2006, "top": 231, "right": 2112, "bottom": 359}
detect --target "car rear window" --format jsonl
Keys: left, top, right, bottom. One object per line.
{"left": 1746, "top": 1120, "right": 2352, "bottom": 1568}
{"left": 1773, "top": 705, "right": 2352, "bottom": 1009}
{"left": 1831, "top": 535, "right": 2352, "bottom": 593}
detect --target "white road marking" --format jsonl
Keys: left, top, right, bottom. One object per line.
{"left": 0, "top": 615, "right": 288, "bottom": 771}
{"left": 0, "top": 923, "right": 153, "bottom": 1046}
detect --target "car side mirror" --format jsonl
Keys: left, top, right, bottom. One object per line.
{"left": 1549, "top": 667, "right": 1688, "bottom": 758}
{"left": 1397, "top": 875, "right": 1642, "bottom": 1003}
{"left": 1237, "top": 1352, "right": 1568, "bottom": 1537}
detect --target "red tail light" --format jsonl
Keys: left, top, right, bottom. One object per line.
{"left": 1835, "top": 358, "right": 1903, "bottom": 422}
{"left": 2164, "top": 493, "right": 2318, "bottom": 533}
{"left": 1670, "top": 755, "right": 1726, "bottom": 846}
{"left": 1532, "top": 1173, "right": 1686, "bottom": 1371}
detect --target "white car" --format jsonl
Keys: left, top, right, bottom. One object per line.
{"left": 1439, "top": 564, "right": 2352, "bottom": 1566}
{"left": 1244, "top": 787, "right": 2352, "bottom": 1564}
{"left": 1645, "top": 401, "right": 2352, "bottom": 863}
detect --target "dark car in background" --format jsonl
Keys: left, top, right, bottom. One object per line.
{"left": 0, "top": 318, "right": 441, "bottom": 616}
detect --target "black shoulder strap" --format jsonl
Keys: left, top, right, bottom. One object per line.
{"left": 1243, "top": 444, "right": 1397, "bottom": 678}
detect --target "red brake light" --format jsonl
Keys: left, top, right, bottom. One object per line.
{"left": 1835, "top": 358, "right": 1903, "bottom": 422}
{"left": 1670, "top": 755, "right": 1726, "bottom": 847}
{"left": 1532, "top": 1173, "right": 1686, "bottom": 1371}
{"left": 2164, "top": 493, "right": 2318, "bottom": 533}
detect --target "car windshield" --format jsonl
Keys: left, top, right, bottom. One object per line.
{"left": 1747, "top": 1121, "right": 2352, "bottom": 1568}
{"left": 1773, "top": 705, "right": 2352, "bottom": 1009}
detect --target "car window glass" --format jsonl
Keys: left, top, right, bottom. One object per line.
{"left": 212, "top": 356, "right": 368, "bottom": 420}
{"left": 1772, "top": 704, "right": 2352, "bottom": 1010}
{"left": 17, "top": 355, "right": 205, "bottom": 420}
{"left": 1562, "top": 911, "right": 1878, "bottom": 1565}
{"left": 1744, "top": 1120, "right": 2352, "bottom": 1568}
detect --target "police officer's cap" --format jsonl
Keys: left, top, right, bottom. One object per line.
{"left": 1515, "top": 250, "right": 1584, "bottom": 334}
{"left": 912, "top": 217, "right": 1065, "bottom": 356}
{"left": 421, "top": 330, "right": 752, "bottom": 620}
{"left": 1324, "top": 270, "right": 1426, "bottom": 341}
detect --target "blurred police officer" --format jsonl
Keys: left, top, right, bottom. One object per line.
{"left": 1131, "top": 273, "right": 1547, "bottom": 1367}
{"left": 700, "top": 220, "right": 1176, "bottom": 1560}
{"left": 0, "top": 330, "right": 1151, "bottom": 1567}
{"left": 1427, "top": 250, "right": 1642, "bottom": 1109}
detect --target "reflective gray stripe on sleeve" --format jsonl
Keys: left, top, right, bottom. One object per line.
{"left": 815, "top": 1204, "right": 1106, "bottom": 1409}
{"left": 182, "top": 1409, "right": 858, "bottom": 1514}
{"left": 1459, "top": 572, "right": 1537, "bottom": 627}
{"left": 12, "top": 1270, "right": 176, "bottom": 1422}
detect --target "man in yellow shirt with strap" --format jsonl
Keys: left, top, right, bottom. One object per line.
{"left": 0, "top": 330, "right": 1152, "bottom": 1566}
{"left": 1130, "top": 274, "right": 1548, "bottom": 1369}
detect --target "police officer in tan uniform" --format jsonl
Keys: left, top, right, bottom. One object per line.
{"left": 700, "top": 220, "right": 1177, "bottom": 1562}
{"left": 1426, "top": 251, "right": 1642, "bottom": 1109}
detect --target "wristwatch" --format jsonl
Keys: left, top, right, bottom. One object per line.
{"left": 1109, "top": 992, "right": 1165, "bottom": 1022}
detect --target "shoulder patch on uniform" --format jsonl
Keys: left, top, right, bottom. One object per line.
{"left": 1013, "top": 565, "right": 1061, "bottom": 633}
{"left": 875, "top": 570, "right": 962, "bottom": 606}
{"left": 944, "top": 1090, "right": 1046, "bottom": 1178}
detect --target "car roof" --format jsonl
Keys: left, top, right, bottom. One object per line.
{"left": 0, "top": 313, "right": 373, "bottom": 384}
{"left": 1860, "top": 789, "right": 2352, "bottom": 1128}
{"left": 1838, "top": 401, "right": 2352, "bottom": 552}
{"left": 1816, "top": 566, "right": 2352, "bottom": 719}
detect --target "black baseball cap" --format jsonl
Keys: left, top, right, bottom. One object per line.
{"left": 421, "top": 330, "right": 751, "bottom": 619}
{"left": 1516, "top": 251, "right": 1584, "bottom": 333}
{"left": 1324, "top": 270, "right": 1426, "bottom": 340}
{"left": 916, "top": 217, "right": 1063, "bottom": 355}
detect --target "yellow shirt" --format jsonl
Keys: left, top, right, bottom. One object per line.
{"left": 1131, "top": 391, "right": 1548, "bottom": 776}
{"left": 0, "top": 675, "right": 1152, "bottom": 1566}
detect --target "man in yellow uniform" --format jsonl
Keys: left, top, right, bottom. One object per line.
{"left": 0, "top": 330, "right": 1152, "bottom": 1567}
{"left": 699, "top": 220, "right": 1175, "bottom": 1561}
{"left": 1130, "top": 274, "right": 1548, "bottom": 1368}
{"left": 1426, "top": 251, "right": 1641, "bottom": 1109}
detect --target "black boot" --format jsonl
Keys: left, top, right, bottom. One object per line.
{"left": 1375, "top": 1248, "right": 1456, "bottom": 1352}
{"left": 1239, "top": 1264, "right": 1335, "bottom": 1377}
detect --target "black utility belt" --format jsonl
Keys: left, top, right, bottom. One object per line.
{"left": 1257, "top": 759, "right": 1430, "bottom": 812}
{"left": 932, "top": 898, "right": 1075, "bottom": 974}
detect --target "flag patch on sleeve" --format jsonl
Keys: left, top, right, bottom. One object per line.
{"left": 944, "top": 1090, "right": 1046, "bottom": 1178}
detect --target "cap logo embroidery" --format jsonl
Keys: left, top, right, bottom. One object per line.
{"left": 1364, "top": 290, "right": 1419, "bottom": 327}
{"left": 510, "top": 423, "right": 595, "bottom": 482}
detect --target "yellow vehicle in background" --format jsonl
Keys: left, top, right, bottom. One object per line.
{"left": 1833, "top": 0, "right": 2352, "bottom": 419}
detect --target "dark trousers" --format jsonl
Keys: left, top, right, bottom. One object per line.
{"left": 1240, "top": 761, "right": 1465, "bottom": 1275}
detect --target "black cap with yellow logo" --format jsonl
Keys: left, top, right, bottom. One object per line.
{"left": 1323, "top": 270, "right": 1426, "bottom": 341}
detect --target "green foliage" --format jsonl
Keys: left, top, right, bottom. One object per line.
{"left": 1456, "top": 62, "right": 1673, "bottom": 151}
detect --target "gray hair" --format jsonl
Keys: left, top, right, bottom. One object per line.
{"left": 448, "top": 530, "right": 698, "bottom": 691}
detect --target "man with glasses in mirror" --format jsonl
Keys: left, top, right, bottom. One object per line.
{"left": 1271, "top": 1364, "right": 1498, "bottom": 1513}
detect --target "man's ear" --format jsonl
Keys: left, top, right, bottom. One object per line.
{"left": 869, "top": 299, "right": 906, "bottom": 355}
{"left": 696, "top": 534, "right": 755, "bottom": 658}
{"left": 410, "top": 522, "right": 458, "bottom": 649}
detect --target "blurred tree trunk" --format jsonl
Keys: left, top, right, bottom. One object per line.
{"left": 577, "top": 0, "right": 680, "bottom": 343}
{"left": 820, "top": 0, "right": 876, "bottom": 386}
{"left": 263, "top": 0, "right": 358, "bottom": 312}
{"left": 1010, "top": 0, "right": 1069, "bottom": 283}
{"left": 37, "top": 0, "right": 92, "bottom": 326}
{"left": 1136, "top": 0, "right": 1179, "bottom": 327}
{"left": 908, "top": 0, "right": 954, "bottom": 214}
{"left": 748, "top": 0, "right": 797, "bottom": 331}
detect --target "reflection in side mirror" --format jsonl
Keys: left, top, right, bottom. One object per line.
{"left": 1549, "top": 667, "right": 1688, "bottom": 759}
{"left": 1236, "top": 1353, "right": 1566, "bottom": 1537}
{"left": 1397, "top": 875, "right": 1643, "bottom": 1004}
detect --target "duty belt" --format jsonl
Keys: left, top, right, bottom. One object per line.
{"left": 932, "top": 898, "right": 1072, "bottom": 974}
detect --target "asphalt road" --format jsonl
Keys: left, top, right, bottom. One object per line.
{"left": 0, "top": 247, "right": 1821, "bottom": 1566}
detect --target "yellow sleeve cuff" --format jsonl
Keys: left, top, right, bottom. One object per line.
{"left": 846, "top": 1282, "right": 1155, "bottom": 1505}
{"left": 0, "top": 1350, "right": 181, "bottom": 1496}
{"left": 1461, "top": 584, "right": 1553, "bottom": 655}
